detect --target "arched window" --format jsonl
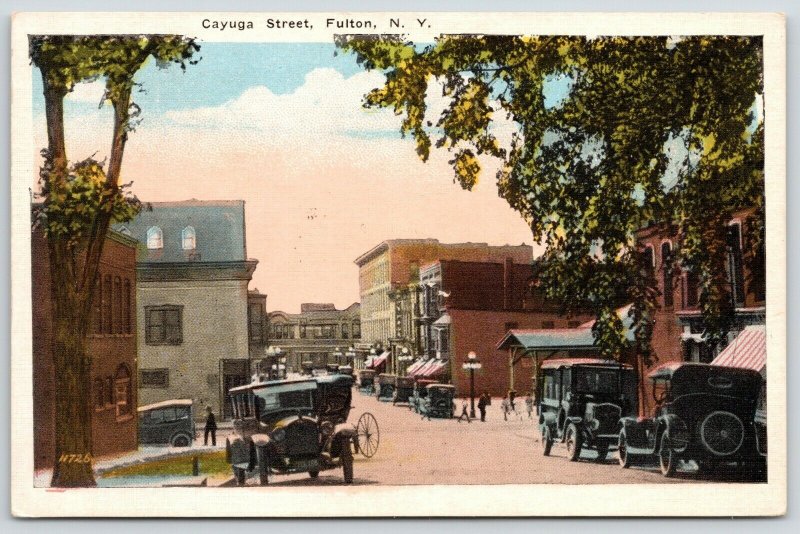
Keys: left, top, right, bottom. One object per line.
{"left": 661, "top": 242, "right": 673, "bottom": 308}
{"left": 114, "top": 365, "right": 132, "bottom": 419}
{"left": 92, "top": 277, "right": 102, "bottom": 335}
{"left": 643, "top": 245, "right": 655, "bottom": 274}
{"left": 146, "top": 226, "right": 163, "bottom": 249}
{"left": 182, "top": 226, "right": 196, "bottom": 250}
{"left": 103, "top": 275, "right": 113, "bottom": 334}
{"left": 123, "top": 279, "right": 132, "bottom": 334}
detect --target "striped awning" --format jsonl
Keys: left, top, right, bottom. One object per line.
{"left": 712, "top": 325, "right": 766, "bottom": 374}
{"left": 412, "top": 359, "right": 436, "bottom": 377}
{"left": 406, "top": 359, "right": 427, "bottom": 375}
{"left": 423, "top": 361, "right": 447, "bottom": 378}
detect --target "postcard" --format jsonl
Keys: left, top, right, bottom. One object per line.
{"left": 10, "top": 11, "right": 786, "bottom": 517}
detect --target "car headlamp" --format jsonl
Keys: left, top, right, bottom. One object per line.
{"left": 272, "top": 428, "right": 286, "bottom": 442}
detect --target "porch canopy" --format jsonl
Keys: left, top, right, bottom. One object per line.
{"left": 711, "top": 325, "right": 766, "bottom": 375}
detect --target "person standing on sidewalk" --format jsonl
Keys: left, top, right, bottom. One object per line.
{"left": 500, "top": 394, "right": 510, "bottom": 422}
{"left": 478, "top": 392, "right": 489, "bottom": 422}
{"left": 525, "top": 392, "right": 534, "bottom": 420}
{"left": 204, "top": 406, "right": 217, "bottom": 446}
{"left": 457, "top": 397, "right": 471, "bottom": 423}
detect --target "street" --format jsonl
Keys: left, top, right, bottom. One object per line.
{"left": 220, "top": 390, "right": 737, "bottom": 487}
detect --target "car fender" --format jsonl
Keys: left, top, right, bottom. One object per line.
{"left": 251, "top": 433, "right": 272, "bottom": 448}
{"left": 334, "top": 423, "right": 357, "bottom": 439}
{"left": 660, "top": 414, "right": 689, "bottom": 452}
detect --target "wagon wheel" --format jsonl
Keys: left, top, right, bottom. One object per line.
{"left": 356, "top": 412, "right": 380, "bottom": 458}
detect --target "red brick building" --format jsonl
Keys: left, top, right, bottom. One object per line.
{"left": 413, "top": 258, "right": 591, "bottom": 397}
{"left": 32, "top": 229, "right": 138, "bottom": 470}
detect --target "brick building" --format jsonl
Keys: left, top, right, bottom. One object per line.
{"left": 32, "top": 228, "right": 138, "bottom": 471}
{"left": 411, "top": 258, "right": 591, "bottom": 397}
{"left": 115, "top": 200, "right": 259, "bottom": 421}
{"left": 354, "top": 239, "right": 533, "bottom": 370}
{"left": 267, "top": 303, "right": 361, "bottom": 373}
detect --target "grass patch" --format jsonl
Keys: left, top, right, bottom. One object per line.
{"left": 101, "top": 450, "right": 230, "bottom": 478}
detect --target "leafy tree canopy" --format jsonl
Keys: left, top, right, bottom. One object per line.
{"left": 337, "top": 35, "right": 764, "bottom": 358}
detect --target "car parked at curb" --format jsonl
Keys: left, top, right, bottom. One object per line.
{"left": 138, "top": 399, "right": 195, "bottom": 447}
{"left": 617, "top": 362, "right": 765, "bottom": 478}
{"left": 538, "top": 359, "right": 638, "bottom": 462}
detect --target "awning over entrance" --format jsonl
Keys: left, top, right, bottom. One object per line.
{"left": 423, "top": 361, "right": 447, "bottom": 379}
{"left": 406, "top": 359, "right": 427, "bottom": 375}
{"left": 411, "top": 359, "right": 436, "bottom": 377}
{"left": 712, "top": 325, "right": 766, "bottom": 375}
{"left": 366, "top": 351, "right": 390, "bottom": 370}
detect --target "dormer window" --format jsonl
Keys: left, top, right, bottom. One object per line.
{"left": 146, "top": 226, "right": 163, "bottom": 249}
{"left": 182, "top": 226, "right": 196, "bottom": 250}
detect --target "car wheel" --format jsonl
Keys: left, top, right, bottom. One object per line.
{"left": 595, "top": 441, "right": 609, "bottom": 462}
{"left": 309, "top": 470, "right": 319, "bottom": 479}
{"left": 542, "top": 426, "right": 553, "bottom": 456}
{"left": 659, "top": 432, "right": 677, "bottom": 477}
{"left": 618, "top": 431, "right": 634, "bottom": 468}
{"left": 171, "top": 434, "right": 191, "bottom": 447}
{"left": 565, "top": 423, "right": 582, "bottom": 462}
{"left": 256, "top": 446, "right": 269, "bottom": 486}
{"left": 233, "top": 466, "right": 247, "bottom": 486}
{"left": 342, "top": 439, "right": 354, "bottom": 484}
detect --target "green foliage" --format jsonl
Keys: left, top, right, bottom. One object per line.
{"left": 337, "top": 34, "right": 764, "bottom": 359}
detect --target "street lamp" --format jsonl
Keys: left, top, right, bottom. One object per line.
{"left": 397, "top": 347, "right": 413, "bottom": 376}
{"left": 266, "top": 345, "right": 282, "bottom": 379}
{"left": 462, "top": 351, "right": 482, "bottom": 418}
{"left": 332, "top": 347, "right": 344, "bottom": 365}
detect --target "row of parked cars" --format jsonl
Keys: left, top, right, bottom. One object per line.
{"left": 537, "top": 359, "right": 767, "bottom": 478}
{"left": 357, "top": 369, "right": 458, "bottom": 419}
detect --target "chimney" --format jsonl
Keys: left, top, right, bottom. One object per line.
{"left": 504, "top": 258, "right": 513, "bottom": 310}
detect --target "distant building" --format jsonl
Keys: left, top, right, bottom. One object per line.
{"left": 353, "top": 239, "right": 534, "bottom": 370}
{"left": 248, "top": 289, "right": 268, "bottom": 362}
{"left": 414, "top": 259, "right": 591, "bottom": 397}
{"left": 267, "top": 303, "right": 361, "bottom": 373}
{"left": 32, "top": 228, "right": 138, "bottom": 470}
{"left": 115, "top": 200, "right": 258, "bottom": 421}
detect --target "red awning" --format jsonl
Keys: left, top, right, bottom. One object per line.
{"left": 406, "top": 359, "right": 426, "bottom": 376}
{"left": 712, "top": 326, "right": 766, "bottom": 374}
{"left": 367, "top": 351, "right": 389, "bottom": 370}
{"left": 423, "top": 361, "right": 447, "bottom": 378}
{"left": 412, "top": 360, "right": 435, "bottom": 377}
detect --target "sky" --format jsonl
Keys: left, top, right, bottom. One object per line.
{"left": 31, "top": 43, "right": 540, "bottom": 313}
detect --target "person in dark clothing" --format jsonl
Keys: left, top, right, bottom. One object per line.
{"left": 477, "top": 392, "right": 490, "bottom": 422}
{"left": 204, "top": 406, "right": 217, "bottom": 446}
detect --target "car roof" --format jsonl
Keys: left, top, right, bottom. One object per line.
{"left": 138, "top": 399, "right": 193, "bottom": 412}
{"left": 648, "top": 361, "right": 762, "bottom": 381}
{"left": 540, "top": 358, "right": 633, "bottom": 370}
{"left": 427, "top": 383, "right": 455, "bottom": 390}
{"left": 230, "top": 375, "right": 353, "bottom": 394}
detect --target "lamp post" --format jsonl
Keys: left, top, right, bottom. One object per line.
{"left": 462, "top": 351, "right": 482, "bottom": 418}
{"left": 266, "top": 346, "right": 282, "bottom": 379}
{"left": 332, "top": 347, "right": 344, "bottom": 366}
{"left": 397, "top": 347, "right": 413, "bottom": 376}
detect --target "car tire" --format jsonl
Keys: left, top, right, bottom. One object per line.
{"left": 659, "top": 432, "right": 677, "bottom": 477}
{"left": 565, "top": 423, "right": 582, "bottom": 462}
{"left": 233, "top": 466, "right": 247, "bottom": 486}
{"left": 171, "top": 434, "right": 191, "bottom": 447}
{"left": 595, "top": 441, "right": 609, "bottom": 462}
{"left": 256, "top": 446, "right": 269, "bottom": 486}
{"left": 342, "top": 439, "right": 354, "bottom": 484}
{"left": 542, "top": 426, "right": 553, "bottom": 456}
{"left": 618, "top": 431, "right": 634, "bottom": 468}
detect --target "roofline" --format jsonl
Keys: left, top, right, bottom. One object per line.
{"left": 353, "top": 241, "right": 391, "bottom": 266}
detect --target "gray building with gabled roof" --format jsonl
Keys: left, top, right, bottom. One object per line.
{"left": 115, "top": 200, "right": 260, "bottom": 421}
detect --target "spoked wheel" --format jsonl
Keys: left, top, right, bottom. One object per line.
{"left": 565, "top": 423, "right": 582, "bottom": 462}
{"left": 618, "top": 431, "right": 634, "bottom": 468}
{"left": 541, "top": 426, "right": 553, "bottom": 456}
{"left": 356, "top": 412, "right": 380, "bottom": 458}
{"left": 659, "top": 432, "right": 677, "bottom": 477}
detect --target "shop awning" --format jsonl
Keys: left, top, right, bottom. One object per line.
{"left": 423, "top": 361, "right": 447, "bottom": 378}
{"left": 406, "top": 359, "right": 427, "bottom": 375}
{"left": 367, "top": 351, "right": 390, "bottom": 370}
{"left": 412, "top": 359, "right": 436, "bottom": 377}
{"left": 712, "top": 325, "right": 766, "bottom": 375}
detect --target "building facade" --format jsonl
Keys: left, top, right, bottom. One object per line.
{"left": 354, "top": 239, "right": 534, "bottom": 369}
{"left": 415, "top": 259, "right": 591, "bottom": 397}
{"left": 116, "top": 200, "right": 258, "bottom": 421}
{"left": 32, "top": 229, "right": 139, "bottom": 470}
{"left": 267, "top": 303, "right": 361, "bottom": 373}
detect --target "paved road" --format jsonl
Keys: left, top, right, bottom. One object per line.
{"left": 220, "top": 390, "right": 761, "bottom": 487}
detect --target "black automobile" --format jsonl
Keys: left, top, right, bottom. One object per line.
{"left": 617, "top": 362, "right": 765, "bottom": 477}
{"left": 419, "top": 384, "right": 456, "bottom": 419}
{"left": 225, "top": 375, "right": 357, "bottom": 485}
{"left": 538, "top": 358, "right": 638, "bottom": 462}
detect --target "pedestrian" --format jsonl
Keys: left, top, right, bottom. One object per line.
{"left": 509, "top": 390, "right": 517, "bottom": 412}
{"left": 477, "top": 391, "right": 489, "bottom": 422}
{"left": 501, "top": 394, "right": 510, "bottom": 422}
{"left": 457, "top": 397, "right": 471, "bottom": 423}
{"left": 204, "top": 406, "right": 217, "bottom": 446}
{"left": 525, "top": 392, "right": 534, "bottom": 420}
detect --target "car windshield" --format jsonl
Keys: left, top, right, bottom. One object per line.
{"left": 253, "top": 382, "right": 316, "bottom": 414}
{"left": 575, "top": 367, "right": 621, "bottom": 394}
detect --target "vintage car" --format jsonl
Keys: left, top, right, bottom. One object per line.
{"left": 138, "top": 399, "right": 195, "bottom": 447}
{"left": 338, "top": 365, "right": 354, "bottom": 377}
{"left": 358, "top": 369, "right": 377, "bottom": 394}
{"left": 538, "top": 358, "right": 637, "bottom": 462}
{"left": 225, "top": 375, "right": 357, "bottom": 485}
{"left": 393, "top": 376, "right": 416, "bottom": 405}
{"left": 376, "top": 374, "right": 396, "bottom": 401}
{"left": 409, "top": 379, "right": 437, "bottom": 413}
{"left": 419, "top": 383, "right": 456, "bottom": 419}
{"left": 326, "top": 363, "right": 340, "bottom": 375}
{"left": 300, "top": 361, "right": 314, "bottom": 376}
{"left": 617, "top": 362, "right": 765, "bottom": 477}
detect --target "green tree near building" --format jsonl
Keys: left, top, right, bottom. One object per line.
{"left": 30, "top": 35, "right": 199, "bottom": 487}
{"left": 336, "top": 35, "right": 764, "bottom": 361}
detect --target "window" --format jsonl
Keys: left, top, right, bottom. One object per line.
{"left": 353, "top": 321, "right": 361, "bottom": 339}
{"left": 182, "top": 226, "right": 196, "bottom": 250}
{"left": 103, "top": 275, "right": 113, "bottom": 334}
{"left": 284, "top": 325, "right": 294, "bottom": 339}
{"left": 341, "top": 323, "right": 349, "bottom": 339}
{"left": 145, "top": 305, "right": 183, "bottom": 345}
{"left": 661, "top": 242, "right": 674, "bottom": 308}
{"left": 684, "top": 272, "right": 699, "bottom": 308}
{"left": 114, "top": 277, "right": 122, "bottom": 334}
{"left": 140, "top": 369, "right": 169, "bottom": 388}
{"left": 642, "top": 245, "right": 655, "bottom": 274}
{"left": 94, "top": 378, "right": 105, "bottom": 410}
{"left": 92, "top": 277, "right": 102, "bottom": 335}
{"left": 114, "top": 365, "right": 132, "bottom": 419}
{"left": 123, "top": 279, "right": 132, "bottom": 334}
{"left": 249, "top": 303, "right": 264, "bottom": 343}
{"left": 726, "top": 223, "right": 745, "bottom": 306}
{"left": 300, "top": 325, "right": 307, "bottom": 339}
{"left": 146, "top": 226, "right": 163, "bottom": 249}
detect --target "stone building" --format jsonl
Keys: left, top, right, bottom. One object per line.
{"left": 32, "top": 228, "right": 138, "bottom": 470}
{"left": 115, "top": 200, "right": 258, "bottom": 421}
{"left": 267, "top": 303, "right": 361, "bottom": 373}
{"left": 353, "top": 239, "right": 533, "bottom": 370}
